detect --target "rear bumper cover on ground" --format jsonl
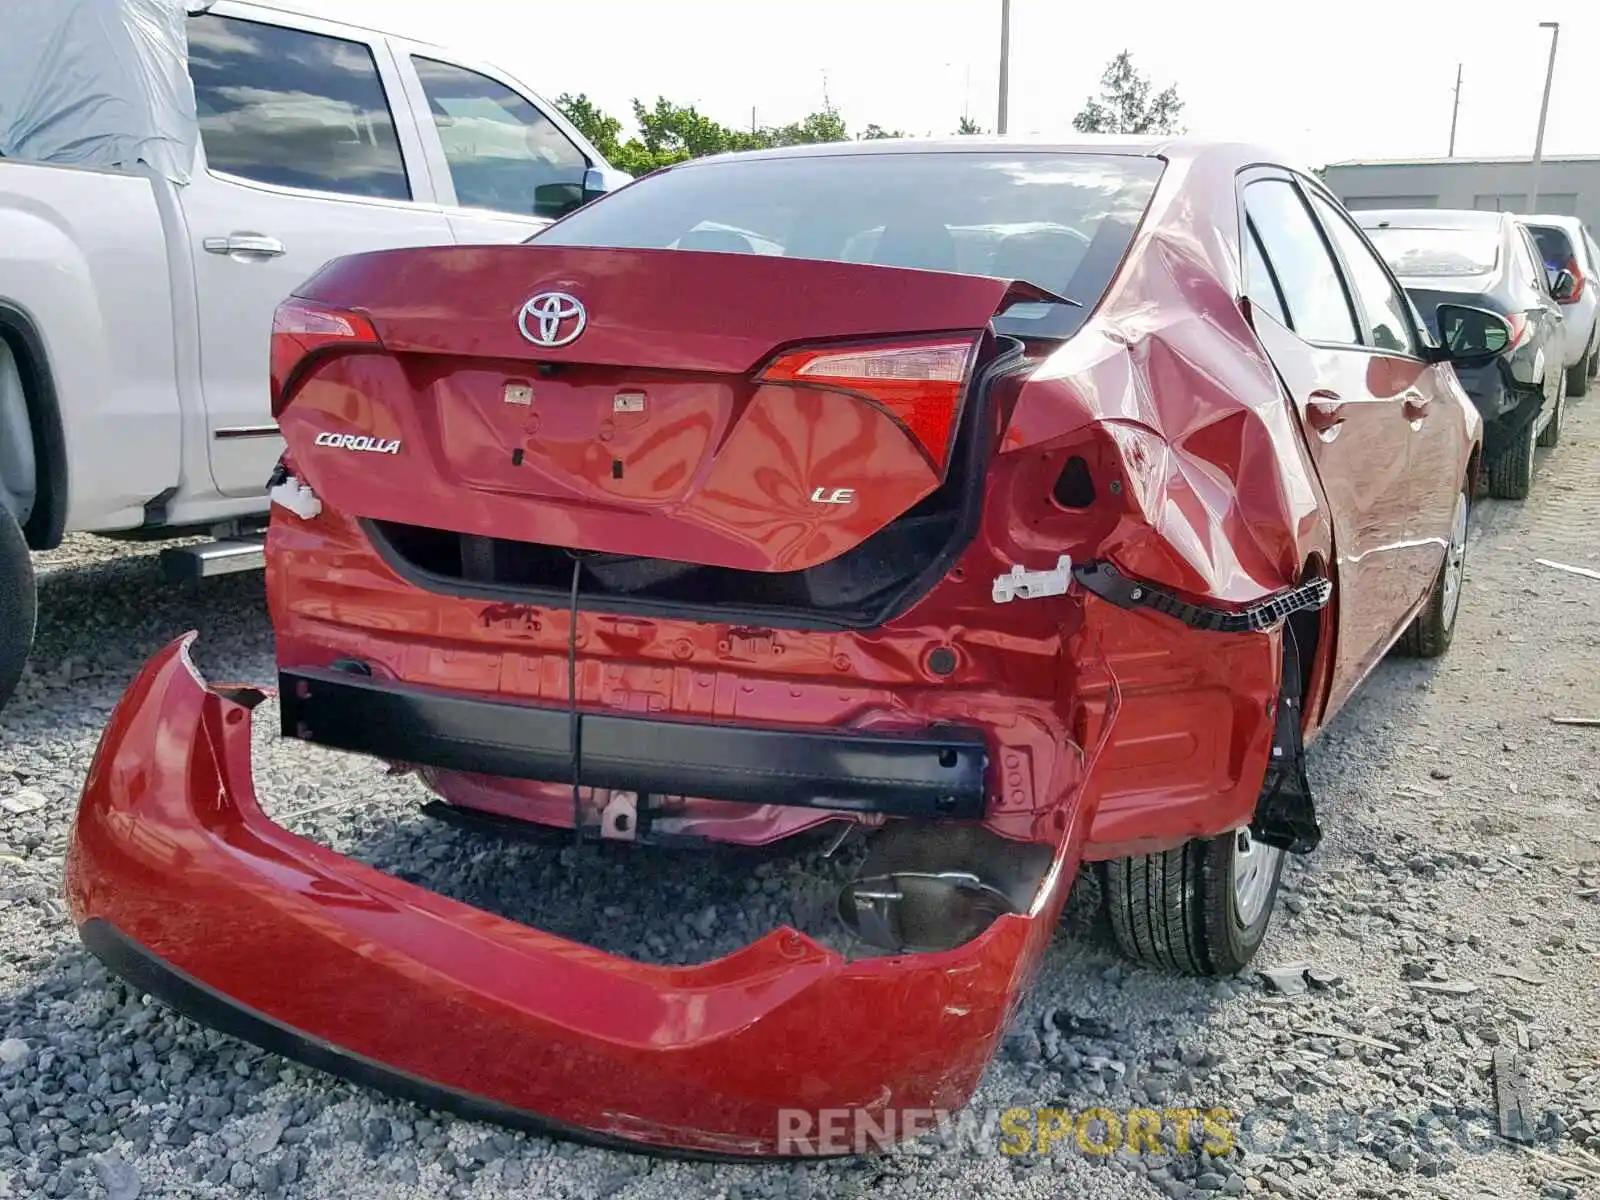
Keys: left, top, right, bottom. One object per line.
{"left": 66, "top": 636, "right": 1075, "bottom": 1157}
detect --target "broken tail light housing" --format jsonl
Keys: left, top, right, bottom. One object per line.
{"left": 760, "top": 337, "right": 980, "bottom": 470}
{"left": 271, "top": 298, "right": 383, "bottom": 417}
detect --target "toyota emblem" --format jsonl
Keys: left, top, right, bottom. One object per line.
{"left": 517, "top": 292, "right": 587, "bottom": 348}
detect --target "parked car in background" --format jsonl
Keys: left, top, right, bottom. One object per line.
{"left": 1521, "top": 214, "right": 1600, "bottom": 395}
{"left": 1358, "top": 209, "right": 1565, "bottom": 500}
{"left": 0, "top": 0, "right": 628, "bottom": 712}
{"left": 70, "top": 138, "right": 1505, "bottom": 1156}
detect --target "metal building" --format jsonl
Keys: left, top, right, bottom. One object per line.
{"left": 1323, "top": 155, "right": 1600, "bottom": 229}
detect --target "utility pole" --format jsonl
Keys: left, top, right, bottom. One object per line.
{"left": 996, "top": 0, "right": 1011, "bottom": 135}
{"left": 1527, "top": 21, "right": 1559, "bottom": 212}
{"left": 1448, "top": 63, "right": 1462, "bottom": 156}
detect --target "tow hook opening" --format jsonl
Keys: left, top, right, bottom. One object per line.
{"left": 837, "top": 824, "right": 1056, "bottom": 953}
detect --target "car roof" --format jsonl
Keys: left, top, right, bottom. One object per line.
{"left": 670, "top": 134, "right": 1307, "bottom": 172}
{"left": 1354, "top": 208, "right": 1505, "bottom": 230}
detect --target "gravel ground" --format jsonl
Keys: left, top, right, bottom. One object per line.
{"left": 3, "top": 401, "right": 1599, "bottom": 1200}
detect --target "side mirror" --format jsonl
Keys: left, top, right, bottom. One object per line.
{"left": 581, "top": 166, "right": 612, "bottom": 206}
{"left": 1551, "top": 268, "right": 1578, "bottom": 302}
{"left": 1433, "top": 303, "right": 1513, "bottom": 364}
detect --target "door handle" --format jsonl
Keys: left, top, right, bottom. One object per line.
{"left": 1306, "top": 390, "right": 1345, "bottom": 434}
{"left": 203, "top": 234, "right": 286, "bottom": 259}
{"left": 1403, "top": 392, "right": 1430, "bottom": 422}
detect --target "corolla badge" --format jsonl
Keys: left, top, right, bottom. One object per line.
{"left": 314, "top": 432, "right": 401, "bottom": 455}
{"left": 518, "top": 291, "right": 587, "bottom": 347}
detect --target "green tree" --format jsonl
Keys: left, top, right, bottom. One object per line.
{"left": 766, "top": 106, "right": 850, "bottom": 147}
{"left": 552, "top": 94, "right": 872, "bottom": 176}
{"left": 1072, "top": 51, "right": 1184, "bottom": 135}
{"left": 554, "top": 93, "right": 622, "bottom": 160}
{"left": 859, "top": 123, "right": 906, "bottom": 140}
{"left": 956, "top": 115, "right": 984, "bottom": 135}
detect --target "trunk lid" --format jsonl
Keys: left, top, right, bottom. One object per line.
{"left": 276, "top": 245, "right": 1038, "bottom": 576}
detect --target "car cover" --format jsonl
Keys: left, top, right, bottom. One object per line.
{"left": 0, "top": 0, "right": 197, "bottom": 184}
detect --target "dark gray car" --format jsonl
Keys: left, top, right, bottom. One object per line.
{"left": 1357, "top": 209, "right": 1565, "bottom": 501}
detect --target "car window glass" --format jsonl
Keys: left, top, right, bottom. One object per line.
{"left": 1309, "top": 194, "right": 1416, "bottom": 355}
{"left": 413, "top": 57, "right": 589, "bottom": 219}
{"left": 1242, "top": 180, "right": 1358, "bottom": 344}
{"left": 535, "top": 151, "right": 1165, "bottom": 341}
{"left": 1528, "top": 224, "right": 1575, "bottom": 270}
{"left": 1363, "top": 226, "right": 1498, "bottom": 278}
{"left": 186, "top": 14, "right": 409, "bottom": 200}
{"left": 1242, "top": 221, "right": 1288, "bottom": 326}
{"left": 1515, "top": 229, "right": 1549, "bottom": 292}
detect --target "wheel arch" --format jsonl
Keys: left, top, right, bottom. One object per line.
{"left": 0, "top": 302, "right": 68, "bottom": 550}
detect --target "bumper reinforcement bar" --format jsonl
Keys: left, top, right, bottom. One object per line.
{"left": 279, "top": 666, "right": 989, "bottom": 819}
{"left": 1073, "top": 562, "right": 1332, "bottom": 634}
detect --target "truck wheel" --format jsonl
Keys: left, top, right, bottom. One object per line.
{"left": 1537, "top": 391, "right": 1565, "bottom": 447}
{"left": 1486, "top": 421, "right": 1535, "bottom": 500}
{"left": 1397, "top": 486, "right": 1468, "bottom": 658}
{"left": 1103, "top": 826, "right": 1285, "bottom": 976}
{"left": 0, "top": 502, "right": 35, "bottom": 712}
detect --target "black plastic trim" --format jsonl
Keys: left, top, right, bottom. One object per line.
{"left": 280, "top": 666, "right": 989, "bottom": 819}
{"left": 78, "top": 919, "right": 808, "bottom": 1162}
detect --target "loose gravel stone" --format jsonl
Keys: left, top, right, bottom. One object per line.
{"left": 4, "top": 406, "right": 1600, "bottom": 1199}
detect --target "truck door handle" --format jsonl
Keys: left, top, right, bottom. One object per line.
{"left": 1403, "top": 392, "right": 1430, "bottom": 422}
{"left": 1306, "top": 390, "right": 1345, "bottom": 435}
{"left": 203, "top": 234, "right": 286, "bottom": 259}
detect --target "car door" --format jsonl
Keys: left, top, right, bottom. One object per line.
{"left": 182, "top": 9, "right": 455, "bottom": 498}
{"left": 1301, "top": 189, "right": 1467, "bottom": 602}
{"left": 1238, "top": 174, "right": 1418, "bottom": 713}
{"left": 385, "top": 45, "right": 597, "bottom": 245}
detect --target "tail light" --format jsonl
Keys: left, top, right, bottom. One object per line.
{"left": 270, "top": 298, "right": 382, "bottom": 417}
{"left": 1559, "top": 255, "right": 1586, "bottom": 305}
{"left": 760, "top": 337, "right": 979, "bottom": 470}
{"left": 1504, "top": 312, "right": 1531, "bottom": 353}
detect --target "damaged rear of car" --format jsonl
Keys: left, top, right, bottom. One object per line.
{"left": 70, "top": 140, "right": 1474, "bottom": 1155}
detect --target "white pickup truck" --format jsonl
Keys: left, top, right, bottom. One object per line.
{"left": 0, "top": 0, "right": 627, "bottom": 709}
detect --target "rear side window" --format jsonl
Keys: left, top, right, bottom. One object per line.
{"left": 533, "top": 152, "right": 1166, "bottom": 339}
{"left": 187, "top": 14, "right": 409, "bottom": 200}
{"left": 412, "top": 57, "right": 590, "bottom": 219}
{"left": 1363, "top": 226, "right": 1499, "bottom": 278}
{"left": 1243, "top": 180, "right": 1359, "bottom": 345}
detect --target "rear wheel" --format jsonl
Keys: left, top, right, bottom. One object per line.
{"left": 1486, "top": 419, "right": 1535, "bottom": 500}
{"left": 1103, "top": 826, "right": 1285, "bottom": 976}
{"left": 0, "top": 503, "right": 34, "bottom": 712}
{"left": 1564, "top": 356, "right": 1588, "bottom": 398}
{"left": 1537, "top": 390, "right": 1565, "bottom": 447}
{"left": 1398, "top": 486, "right": 1468, "bottom": 658}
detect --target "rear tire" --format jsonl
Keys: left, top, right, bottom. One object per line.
{"left": 1537, "top": 391, "right": 1565, "bottom": 448}
{"left": 1398, "top": 486, "right": 1468, "bottom": 658}
{"left": 0, "top": 503, "right": 35, "bottom": 712}
{"left": 1486, "top": 420, "right": 1535, "bottom": 500}
{"left": 1564, "top": 357, "right": 1588, "bottom": 397}
{"left": 1103, "top": 828, "right": 1285, "bottom": 976}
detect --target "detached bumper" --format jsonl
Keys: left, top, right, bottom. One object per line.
{"left": 66, "top": 636, "right": 1071, "bottom": 1157}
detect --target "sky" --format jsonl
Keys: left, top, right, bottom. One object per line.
{"left": 294, "top": 0, "right": 1598, "bottom": 168}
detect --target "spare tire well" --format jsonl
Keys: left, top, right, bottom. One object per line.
{"left": 0, "top": 305, "right": 67, "bottom": 550}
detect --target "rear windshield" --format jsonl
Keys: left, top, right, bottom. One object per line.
{"left": 1363, "top": 226, "right": 1499, "bottom": 278}
{"left": 1527, "top": 224, "right": 1576, "bottom": 269}
{"left": 532, "top": 151, "right": 1166, "bottom": 340}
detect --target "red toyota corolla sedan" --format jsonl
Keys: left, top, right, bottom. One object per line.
{"left": 68, "top": 137, "right": 1503, "bottom": 1156}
